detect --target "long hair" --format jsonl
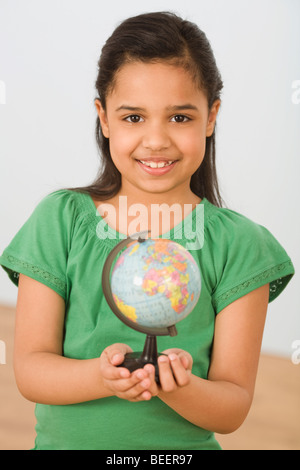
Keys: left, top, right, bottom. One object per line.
{"left": 75, "top": 11, "right": 224, "bottom": 207}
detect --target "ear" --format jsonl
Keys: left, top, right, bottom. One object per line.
{"left": 206, "top": 99, "right": 221, "bottom": 137}
{"left": 95, "top": 99, "right": 109, "bottom": 138}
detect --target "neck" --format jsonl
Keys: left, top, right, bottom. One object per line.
{"left": 117, "top": 180, "right": 201, "bottom": 208}
{"left": 95, "top": 183, "right": 201, "bottom": 237}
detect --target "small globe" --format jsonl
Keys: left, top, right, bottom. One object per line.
{"left": 111, "top": 238, "right": 201, "bottom": 330}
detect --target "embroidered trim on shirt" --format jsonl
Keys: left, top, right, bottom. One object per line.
{"left": 2, "top": 253, "right": 66, "bottom": 295}
{"left": 213, "top": 260, "right": 293, "bottom": 312}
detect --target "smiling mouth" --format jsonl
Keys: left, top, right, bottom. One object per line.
{"left": 138, "top": 160, "right": 175, "bottom": 168}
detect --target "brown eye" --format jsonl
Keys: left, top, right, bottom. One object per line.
{"left": 125, "top": 115, "right": 143, "bottom": 123}
{"left": 171, "top": 115, "right": 190, "bottom": 123}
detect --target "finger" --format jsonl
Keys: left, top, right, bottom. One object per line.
{"left": 118, "top": 374, "right": 153, "bottom": 401}
{"left": 133, "top": 370, "right": 157, "bottom": 401}
{"left": 162, "top": 348, "right": 183, "bottom": 355}
{"left": 162, "top": 349, "right": 193, "bottom": 371}
{"left": 119, "top": 368, "right": 149, "bottom": 392}
{"left": 109, "top": 369, "right": 147, "bottom": 396}
{"left": 158, "top": 355, "right": 176, "bottom": 392}
{"left": 101, "top": 362, "right": 131, "bottom": 381}
{"left": 143, "top": 364, "right": 159, "bottom": 396}
{"left": 110, "top": 353, "right": 125, "bottom": 366}
{"left": 177, "top": 352, "right": 193, "bottom": 371}
{"left": 126, "top": 388, "right": 152, "bottom": 402}
{"left": 168, "top": 353, "right": 191, "bottom": 387}
{"left": 100, "top": 346, "right": 132, "bottom": 381}
{"left": 107, "top": 343, "right": 133, "bottom": 366}
{"left": 179, "top": 355, "right": 189, "bottom": 369}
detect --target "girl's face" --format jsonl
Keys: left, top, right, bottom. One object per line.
{"left": 96, "top": 61, "right": 220, "bottom": 203}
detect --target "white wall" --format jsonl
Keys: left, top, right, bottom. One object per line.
{"left": 0, "top": 0, "right": 299, "bottom": 357}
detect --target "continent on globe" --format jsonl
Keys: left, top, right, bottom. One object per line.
{"left": 113, "top": 294, "right": 138, "bottom": 322}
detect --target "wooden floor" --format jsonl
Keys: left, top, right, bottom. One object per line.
{"left": 1, "top": 304, "right": 299, "bottom": 450}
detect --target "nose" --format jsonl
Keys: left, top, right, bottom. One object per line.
{"left": 142, "top": 122, "right": 171, "bottom": 151}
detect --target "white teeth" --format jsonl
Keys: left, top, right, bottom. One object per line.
{"left": 140, "top": 160, "right": 174, "bottom": 168}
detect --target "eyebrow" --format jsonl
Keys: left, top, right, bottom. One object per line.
{"left": 115, "top": 105, "right": 145, "bottom": 112}
{"left": 166, "top": 104, "right": 199, "bottom": 112}
{"left": 115, "top": 104, "right": 199, "bottom": 112}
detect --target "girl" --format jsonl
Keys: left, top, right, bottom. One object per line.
{"left": 0, "top": 12, "right": 294, "bottom": 450}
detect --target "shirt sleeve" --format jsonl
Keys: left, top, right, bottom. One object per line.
{"left": 0, "top": 190, "right": 76, "bottom": 300}
{"left": 209, "top": 208, "right": 295, "bottom": 314}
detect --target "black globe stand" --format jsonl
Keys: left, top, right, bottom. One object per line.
{"left": 119, "top": 335, "right": 161, "bottom": 383}
{"left": 102, "top": 232, "right": 178, "bottom": 385}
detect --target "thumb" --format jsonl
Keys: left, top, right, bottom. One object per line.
{"left": 107, "top": 343, "right": 133, "bottom": 366}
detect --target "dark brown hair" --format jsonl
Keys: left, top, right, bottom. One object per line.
{"left": 76, "top": 11, "right": 224, "bottom": 206}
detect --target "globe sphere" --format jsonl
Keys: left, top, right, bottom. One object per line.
{"left": 111, "top": 238, "right": 201, "bottom": 329}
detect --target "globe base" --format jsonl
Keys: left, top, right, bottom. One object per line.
{"left": 118, "top": 335, "right": 163, "bottom": 384}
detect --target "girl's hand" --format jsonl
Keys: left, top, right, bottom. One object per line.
{"left": 99, "top": 344, "right": 158, "bottom": 402}
{"left": 157, "top": 349, "right": 193, "bottom": 393}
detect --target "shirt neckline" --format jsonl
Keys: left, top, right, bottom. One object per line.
{"left": 78, "top": 191, "right": 208, "bottom": 243}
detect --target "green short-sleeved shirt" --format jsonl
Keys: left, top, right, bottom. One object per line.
{"left": 0, "top": 190, "right": 295, "bottom": 450}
